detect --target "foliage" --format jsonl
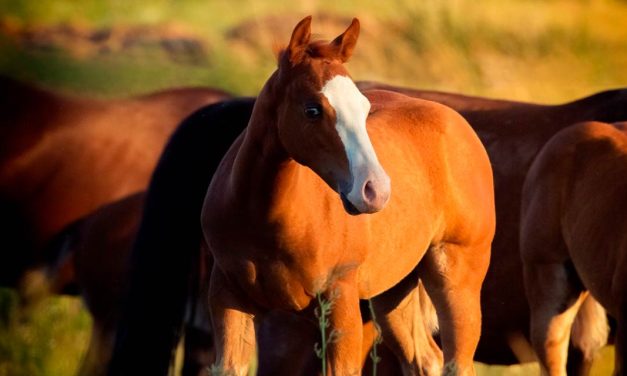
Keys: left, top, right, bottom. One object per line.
{"left": 314, "top": 290, "right": 340, "bottom": 376}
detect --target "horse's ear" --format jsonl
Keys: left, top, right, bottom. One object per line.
{"left": 330, "top": 18, "right": 360, "bottom": 62}
{"left": 286, "top": 16, "right": 312, "bottom": 65}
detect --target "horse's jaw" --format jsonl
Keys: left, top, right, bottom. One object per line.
{"left": 340, "top": 192, "right": 362, "bottom": 215}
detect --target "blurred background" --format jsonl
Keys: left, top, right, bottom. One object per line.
{"left": 1, "top": 0, "right": 626, "bottom": 375}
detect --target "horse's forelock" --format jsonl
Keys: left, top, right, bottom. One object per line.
{"left": 277, "top": 39, "right": 344, "bottom": 68}
{"left": 305, "top": 40, "right": 334, "bottom": 58}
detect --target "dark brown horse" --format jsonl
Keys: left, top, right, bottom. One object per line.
{"left": 202, "top": 17, "right": 495, "bottom": 375}
{"left": 521, "top": 121, "right": 627, "bottom": 375}
{"left": 0, "top": 76, "right": 231, "bottom": 288}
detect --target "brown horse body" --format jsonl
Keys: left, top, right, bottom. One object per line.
{"left": 361, "top": 81, "right": 627, "bottom": 370}
{"left": 0, "top": 76, "right": 231, "bottom": 287}
{"left": 521, "top": 121, "right": 627, "bottom": 375}
{"left": 202, "top": 17, "right": 495, "bottom": 375}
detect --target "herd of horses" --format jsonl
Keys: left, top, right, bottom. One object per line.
{"left": 3, "top": 16, "right": 627, "bottom": 376}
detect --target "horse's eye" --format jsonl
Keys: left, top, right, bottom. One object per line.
{"left": 304, "top": 104, "right": 323, "bottom": 119}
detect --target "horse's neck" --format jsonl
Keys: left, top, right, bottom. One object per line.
{"left": 228, "top": 86, "right": 302, "bottom": 217}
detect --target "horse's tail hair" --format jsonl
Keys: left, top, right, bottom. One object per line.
{"left": 418, "top": 281, "right": 439, "bottom": 334}
{"left": 570, "top": 294, "right": 609, "bottom": 359}
{"left": 108, "top": 98, "right": 255, "bottom": 375}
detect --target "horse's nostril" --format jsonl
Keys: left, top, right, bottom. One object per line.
{"left": 364, "top": 180, "right": 376, "bottom": 202}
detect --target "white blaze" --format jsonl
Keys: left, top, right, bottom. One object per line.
{"left": 320, "top": 75, "right": 386, "bottom": 207}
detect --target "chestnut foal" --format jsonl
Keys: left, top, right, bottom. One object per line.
{"left": 201, "top": 17, "right": 495, "bottom": 375}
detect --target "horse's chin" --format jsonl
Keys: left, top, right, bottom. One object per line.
{"left": 340, "top": 193, "right": 362, "bottom": 216}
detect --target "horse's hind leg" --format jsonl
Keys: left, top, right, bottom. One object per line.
{"left": 371, "top": 271, "right": 442, "bottom": 375}
{"left": 567, "top": 295, "right": 609, "bottom": 376}
{"left": 418, "top": 242, "right": 490, "bottom": 375}
{"left": 523, "top": 261, "right": 587, "bottom": 376}
{"left": 520, "top": 175, "right": 588, "bottom": 376}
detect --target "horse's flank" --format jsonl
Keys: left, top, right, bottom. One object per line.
{"left": 521, "top": 121, "right": 627, "bottom": 374}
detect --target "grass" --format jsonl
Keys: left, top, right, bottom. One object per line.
{"left": 0, "top": 289, "right": 91, "bottom": 376}
{"left": 314, "top": 291, "right": 341, "bottom": 376}
{"left": 366, "top": 299, "right": 382, "bottom": 376}
{"left": 1, "top": 0, "right": 626, "bottom": 374}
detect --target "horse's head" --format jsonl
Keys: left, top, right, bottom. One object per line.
{"left": 272, "top": 16, "right": 390, "bottom": 215}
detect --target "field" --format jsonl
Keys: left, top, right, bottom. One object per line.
{"left": 1, "top": 0, "right": 626, "bottom": 374}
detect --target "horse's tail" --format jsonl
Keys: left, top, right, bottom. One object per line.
{"left": 568, "top": 294, "right": 609, "bottom": 373}
{"left": 107, "top": 98, "right": 255, "bottom": 375}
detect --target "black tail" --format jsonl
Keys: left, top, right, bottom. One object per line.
{"left": 108, "top": 98, "right": 255, "bottom": 375}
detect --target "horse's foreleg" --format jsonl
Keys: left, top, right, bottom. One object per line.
{"left": 322, "top": 273, "right": 362, "bottom": 376}
{"left": 419, "top": 243, "right": 490, "bottom": 376}
{"left": 523, "top": 262, "right": 587, "bottom": 376}
{"left": 208, "top": 266, "right": 257, "bottom": 376}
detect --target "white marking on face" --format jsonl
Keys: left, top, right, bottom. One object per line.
{"left": 320, "top": 75, "right": 388, "bottom": 210}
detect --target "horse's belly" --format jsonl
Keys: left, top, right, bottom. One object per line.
{"left": 356, "top": 221, "right": 436, "bottom": 299}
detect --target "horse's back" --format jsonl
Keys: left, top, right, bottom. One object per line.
{"left": 357, "top": 81, "right": 529, "bottom": 112}
{"left": 524, "top": 121, "right": 627, "bottom": 210}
